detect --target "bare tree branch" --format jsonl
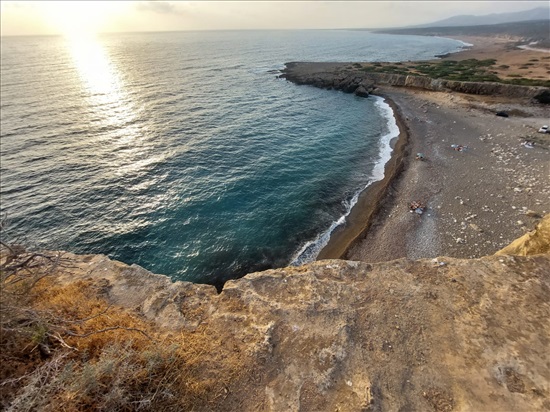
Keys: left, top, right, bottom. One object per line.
{"left": 67, "top": 326, "right": 151, "bottom": 340}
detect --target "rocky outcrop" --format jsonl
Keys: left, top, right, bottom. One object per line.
{"left": 280, "top": 62, "right": 550, "bottom": 101}
{"left": 497, "top": 214, "right": 550, "bottom": 256}
{"left": 56, "top": 215, "right": 550, "bottom": 412}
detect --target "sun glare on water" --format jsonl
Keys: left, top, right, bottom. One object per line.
{"left": 44, "top": 0, "right": 125, "bottom": 96}
{"left": 45, "top": 1, "right": 147, "bottom": 176}
{"left": 44, "top": 1, "right": 133, "bottom": 108}
{"left": 67, "top": 34, "right": 121, "bottom": 97}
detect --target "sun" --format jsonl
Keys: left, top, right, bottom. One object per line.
{"left": 41, "top": 1, "right": 128, "bottom": 38}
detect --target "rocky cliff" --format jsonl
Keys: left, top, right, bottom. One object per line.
{"left": 280, "top": 62, "right": 550, "bottom": 101}
{"left": 46, "top": 215, "right": 550, "bottom": 411}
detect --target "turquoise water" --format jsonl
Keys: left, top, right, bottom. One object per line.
{"left": 0, "top": 30, "right": 464, "bottom": 285}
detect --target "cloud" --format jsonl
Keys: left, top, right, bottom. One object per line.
{"left": 1, "top": 1, "right": 548, "bottom": 36}
{"left": 135, "top": 1, "right": 184, "bottom": 15}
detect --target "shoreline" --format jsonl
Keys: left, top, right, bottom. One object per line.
{"left": 316, "top": 94, "right": 409, "bottom": 260}
{"left": 311, "top": 36, "right": 550, "bottom": 262}
{"left": 346, "top": 86, "right": 548, "bottom": 262}
{"left": 431, "top": 34, "right": 550, "bottom": 81}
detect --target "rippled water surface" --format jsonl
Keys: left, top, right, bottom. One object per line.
{"left": 1, "top": 30, "right": 464, "bottom": 284}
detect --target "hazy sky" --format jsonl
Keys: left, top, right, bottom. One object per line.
{"left": 1, "top": 1, "right": 548, "bottom": 36}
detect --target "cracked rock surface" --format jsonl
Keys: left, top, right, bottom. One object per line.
{"left": 58, "top": 217, "right": 550, "bottom": 411}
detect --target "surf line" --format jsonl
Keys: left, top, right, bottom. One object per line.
{"left": 290, "top": 95, "right": 400, "bottom": 265}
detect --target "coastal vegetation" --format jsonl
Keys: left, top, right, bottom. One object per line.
{"left": 370, "top": 18, "right": 550, "bottom": 87}
{"left": 353, "top": 58, "right": 550, "bottom": 87}
{"left": 0, "top": 236, "right": 250, "bottom": 410}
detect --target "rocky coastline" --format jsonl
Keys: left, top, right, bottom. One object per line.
{"left": 279, "top": 59, "right": 550, "bottom": 264}
{"left": 279, "top": 61, "right": 550, "bottom": 100}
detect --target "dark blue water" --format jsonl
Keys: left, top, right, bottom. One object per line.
{"left": 0, "top": 30, "right": 465, "bottom": 284}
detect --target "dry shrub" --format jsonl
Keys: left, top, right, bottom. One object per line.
{"left": 1, "top": 244, "right": 254, "bottom": 411}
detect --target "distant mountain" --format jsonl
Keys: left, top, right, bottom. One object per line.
{"left": 412, "top": 7, "right": 549, "bottom": 28}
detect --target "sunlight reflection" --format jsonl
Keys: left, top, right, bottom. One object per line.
{"left": 66, "top": 34, "right": 149, "bottom": 178}
{"left": 66, "top": 34, "right": 124, "bottom": 104}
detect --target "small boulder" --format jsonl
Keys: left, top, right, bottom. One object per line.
{"left": 354, "top": 85, "right": 369, "bottom": 98}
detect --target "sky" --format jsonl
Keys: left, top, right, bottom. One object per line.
{"left": 0, "top": 1, "right": 548, "bottom": 37}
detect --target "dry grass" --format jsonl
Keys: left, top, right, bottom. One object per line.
{"left": 1, "top": 244, "right": 254, "bottom": 411}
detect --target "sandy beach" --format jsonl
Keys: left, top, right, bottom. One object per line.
{"left": 439, "top": 34, "right": 550, "bottom": 81}
{"left": 312, "top": 36, "right": 550, "bottom": 264}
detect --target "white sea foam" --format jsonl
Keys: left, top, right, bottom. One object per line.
{"left": 434, "top": 36, "right": 473, "bottom": 49}
{"left": 457, "top": 40, "right": 473, "bottom": 48}
{"left": 290, "top": 95, "right": 399, "bottom": 266}
{"left": 431, "top": 36, "right": 473, "bottom": 52}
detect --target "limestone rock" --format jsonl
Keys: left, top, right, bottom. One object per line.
{"left": 54, "top": 215, "right": 550, "bottom": 411}
{"left": 280, "top": 62, "right": 549, "bottom": 100}
{"left": 496, "top": 213, "right": 550, "bottom": 256}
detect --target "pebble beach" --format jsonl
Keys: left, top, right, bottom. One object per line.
{"left": 345, "top": 86, "right": 549, "bottom": 262}
{"left": 311, "top": 34, "right": 550, "bottom": 263}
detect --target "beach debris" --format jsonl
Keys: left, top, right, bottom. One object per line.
{"left": 470, "top": 223, "right": 483, "bottom": 233}
{"left": 409, "top": 201, "right": 426, "bottom": 215}
{"left": 432, "top": 258, "right": 446, "bottom": 267}
{"left": 521, "top": 140, "right": 535, "bottom": 148}
{"left": 525, "top": 210, "right": 541, "bottom": 218}
{"left": 455, "top": 196, "right": 466, "bottom": 205}
{"left": 415, "top": 152, "right": 426, "bottom": 160}
{"left": 495, "top": 111, "right": 509, "bottom": 118}
{"left": 451, "top": 144, "right": 468, "bottom": 152}
{"left": 517, "top": 221, "right": 525, "bottom": 226}
{"left": 456, "top": 237, "right": 466, "bottom": 244}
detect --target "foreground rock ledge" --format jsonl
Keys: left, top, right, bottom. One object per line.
{"left": 55, "top": 218, "right": 550, "bottom": 411}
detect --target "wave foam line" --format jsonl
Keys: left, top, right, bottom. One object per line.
{"left": 290, "top": 95, "right": 399, "bottom": 266}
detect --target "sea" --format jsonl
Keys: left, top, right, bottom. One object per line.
{"left": 0, "top": 30, "right": 466, "bottom": 286}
